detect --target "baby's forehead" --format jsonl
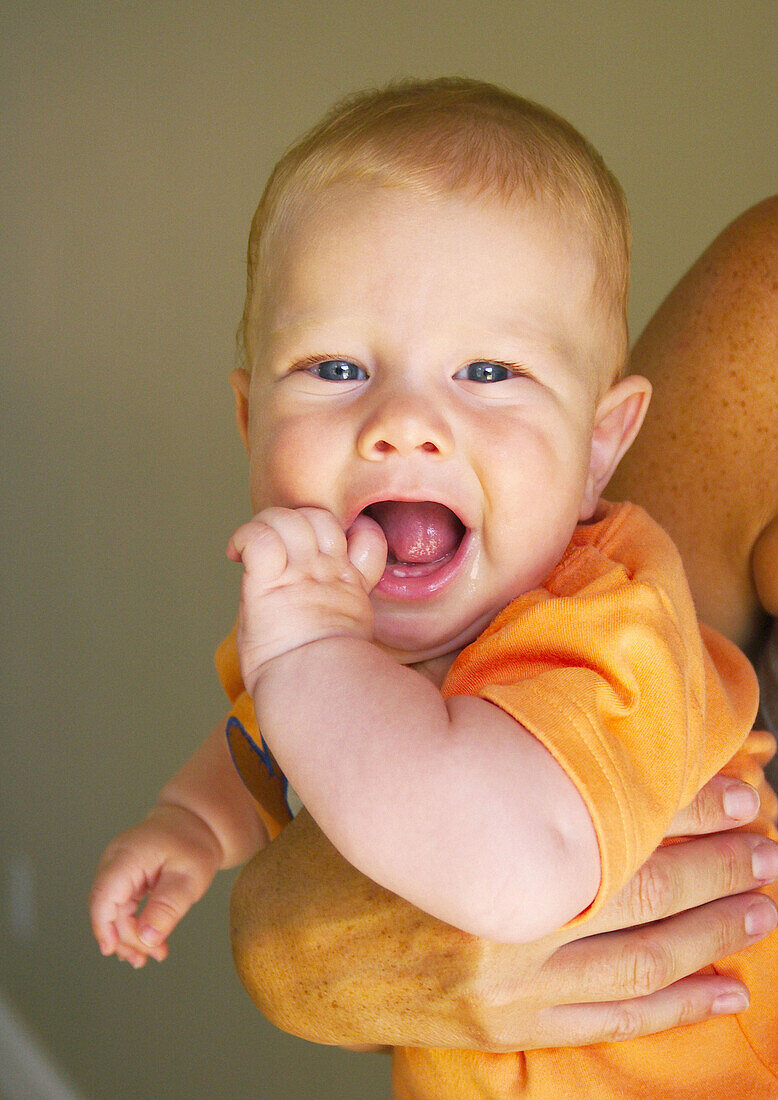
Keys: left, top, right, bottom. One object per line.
{"left": 267, "top": 178, "right": 602, "bottom": 290}
{"left": 281, "top": 174, "right": 595, "bottom": 242}
{"left": 253, "top": 181, "right": 624, "bottom": 386}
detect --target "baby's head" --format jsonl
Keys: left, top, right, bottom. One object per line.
{"left": 232, "top": 78, "right": 651, "bottom": 661}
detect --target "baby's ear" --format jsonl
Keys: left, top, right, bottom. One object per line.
{"left": 581, "top": 375, "right": 652, "bottom": 519}
{"left": 229, "top": 369, "right": 252, "bottom": 453}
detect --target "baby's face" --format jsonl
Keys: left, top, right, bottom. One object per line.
{"left": 238, "top": 181, "right": 618, "bottom": 662}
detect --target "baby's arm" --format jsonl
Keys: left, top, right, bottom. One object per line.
{"left": 260, "top": 641, "right": 599, "bottom": 942}
{"left": 229, "top": 507, "right": 600, "bottom": 944}
{"left": 90, "top": 718, "right": 265, "bottom": 966}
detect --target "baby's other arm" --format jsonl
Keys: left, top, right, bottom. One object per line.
{"left": 90, "top": 717, "right": 266, "bottom": 967}
{"left": 229, "top": 506, "right": 600, "bottom": 944}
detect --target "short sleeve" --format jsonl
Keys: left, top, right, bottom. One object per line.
{"left": 442, "top": 505, "right": 759, "bottom": 922}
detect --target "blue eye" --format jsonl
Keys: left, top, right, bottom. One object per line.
{"left": 309, "top": 359, "right": 367, "bottom": 382}
{"left": 456, "top": 361, "right": 514, "bottom": 383}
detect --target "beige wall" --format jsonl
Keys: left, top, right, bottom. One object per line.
{"left": 1, "top": 2, "right": 775, "bottom": 1097}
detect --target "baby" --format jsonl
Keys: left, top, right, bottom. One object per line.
{"left": 91, "top": 79, "right": 778, "bottom": 1095}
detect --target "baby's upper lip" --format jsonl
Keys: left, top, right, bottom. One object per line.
{"left": 344, "top": 491, "right": 473, "bottom": 531}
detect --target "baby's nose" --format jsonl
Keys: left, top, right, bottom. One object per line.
{"left": 356, "top": 394, "right": 454, "bottom": 460}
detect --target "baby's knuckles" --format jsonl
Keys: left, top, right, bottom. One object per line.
{"left": 234, "top": 506, "right": 375, "bottom": 692}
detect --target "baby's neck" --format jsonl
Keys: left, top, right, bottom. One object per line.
{"left": 410, "top": 651, "right": 461, "bottom": 689}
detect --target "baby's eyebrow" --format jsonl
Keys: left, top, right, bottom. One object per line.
{"left": 262, "top": 314, "right": 579, "bottom": 377}
{"left": 263, "top": 315, "right": 369, "bottom": 353}
{"left": 480, "top": 317, "right": 572, "bottom": 356}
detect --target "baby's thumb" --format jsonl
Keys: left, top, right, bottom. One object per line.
{"left": 137, "top": 869, "right": 208, "bottom": 948}
{"left": 346, "top": 513, "right": 387, "bottom": 590}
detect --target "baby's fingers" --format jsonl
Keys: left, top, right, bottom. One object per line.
{"left": 135, "top": 867, "right": 210, "bottom": 951}
{"left": 89, "top": 851, "right": 140, "bottom": 952}
{"left": 347, "top": 513, "right": 388, "bottom": 590}
{"left": 111, "top": 898, "right": 169, "bottom": 967}
{"left": 295, "top": 507, "right": 348, "bottom": 557}
{"left": 89, "top": 863, "right": 163, "bottom": 965}
{"left": 227, "top": 519, "right": 289, "bottom": 581}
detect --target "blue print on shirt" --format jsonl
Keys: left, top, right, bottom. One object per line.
{"left": 225, "top": 715, "right": 292, "bottom": 817}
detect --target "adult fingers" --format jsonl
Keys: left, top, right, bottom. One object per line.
{"left": 533, "top": 973, "right": 751, "bottom": 1051}
{"left": 668, "top": 775, "right": 760, "bottom": 836}
{"left": 584, "top": 831, "right": 778, "bottom": 936}
{"left": 543, "top": 891, "right": 777, "bottom": 1006}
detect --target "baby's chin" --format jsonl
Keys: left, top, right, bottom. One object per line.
{"left": 372, "top": 614, "right": 489, "bottom": 667}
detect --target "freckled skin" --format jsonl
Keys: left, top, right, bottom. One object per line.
{"left": 610, "top": 197, "right": 778, "bottom": 661}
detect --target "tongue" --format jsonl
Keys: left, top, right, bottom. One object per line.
{"left": 367, "top": 501, "right": 464, "bottom": 563}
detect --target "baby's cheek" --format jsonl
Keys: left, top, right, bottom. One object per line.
{"left": 249, "top": 415, "right": 328, "bottom": 511}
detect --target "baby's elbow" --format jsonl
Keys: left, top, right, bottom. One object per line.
{"left": 518, "top": 821, "right": 600, "bottom": 941}
{"left": 462, "top": 830, "right": 601, "bottom": 945}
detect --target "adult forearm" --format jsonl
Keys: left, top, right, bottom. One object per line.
{"left": 230, "top": 800, "right": 778, "bottom": 1052}
{"left": 229, "top": 808, "right": 501, "bottom": 1049}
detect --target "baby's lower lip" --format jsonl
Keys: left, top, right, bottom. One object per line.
{"left": 374, "top": 531, "right": 471, "bottom": 599}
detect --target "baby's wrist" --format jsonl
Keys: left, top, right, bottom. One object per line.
{"left": 243, "top": 623, "right": 373, "bottom": 698}
{"left": 149, "top": 800, "right": 224, "bottom": 868}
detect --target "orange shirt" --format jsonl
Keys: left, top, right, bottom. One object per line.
{"left": 218, "top": 501, "right": 778, "bottom": 1097}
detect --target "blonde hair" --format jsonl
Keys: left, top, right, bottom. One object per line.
{"left": 240, "top": 77, "right": 630, "bottom": 372}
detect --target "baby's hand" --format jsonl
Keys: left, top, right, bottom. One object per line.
{"left": 89, "top": 804, "right": 223, "bottom": 968}
{"left": 227, "top": 506, "right": 386, "bottom": 697}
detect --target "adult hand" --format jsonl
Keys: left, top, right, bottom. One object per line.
{"left": 230, "top": 775, "right": 777, "bottom": 1052}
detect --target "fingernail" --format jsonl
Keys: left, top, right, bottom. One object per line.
{"left": 751, "top": 842, "right": 778, "bottom": 882}
{"left": 723, "top": 784, "right": 759, "bottom": 820}
{"left": 712, "top": 991, "right": 749, "bottom": 1014}
{"left": 745, "top": 898, "right": 778, "bottom": 938}
{"left": 139, "top": 925, "right": 163, "bottom": 947}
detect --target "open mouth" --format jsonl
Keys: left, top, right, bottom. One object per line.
{"left": 362, "top": 500, "right": 468, "bottom": 596}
